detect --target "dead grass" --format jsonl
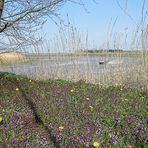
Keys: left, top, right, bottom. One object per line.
{"left": 0, "top": 52, "right": 26, "bottom": 64}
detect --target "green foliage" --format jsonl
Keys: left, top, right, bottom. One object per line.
{"left": 49, "top": 79, "right": 71, "bottom": 85}
{"left": 0, "top": 72, "right": 24, "bottom": 79}
{"left": 0, "top": 72, "right": 147, "bottom": 147}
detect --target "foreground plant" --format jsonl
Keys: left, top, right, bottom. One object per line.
{"left": 0, "top": 72, "right": 147, "bottom": 147}
{"left": 0, "top": 117, "right": 3, "bottom": 123}
{"left": 15, "top": 88, "right": 19, "bottom": 91}
{"left": 93, "top": 141, "right": 100, "bottom": 148}
{"left": 59, "top": 125, "right": 64, "bottom": 131}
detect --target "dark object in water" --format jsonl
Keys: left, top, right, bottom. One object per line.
{"left": 99, "top": 61, "right": 105, "bottom": 64}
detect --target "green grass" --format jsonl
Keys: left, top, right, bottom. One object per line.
{"left": 0, "top": 72, "right": 147, "bottom": 147}
{"left": 27, "top": 50, "right": 148, "bottom": 57}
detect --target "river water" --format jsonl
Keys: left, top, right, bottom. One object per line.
{"left": 0, "top": 55, "right": 147, "bottom": 88}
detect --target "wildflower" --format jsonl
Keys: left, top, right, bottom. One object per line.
{"left": 86, "top": 98, "right": 90, "bottom": 101}
{"left": 29, "top": 80, "right": 32, "bottom": 83}
{"left": 59, "top": 125, "right": 64, "bottom": 130}
{"left": 0, "top": 117, "right": 3, "bottom": 123}
{"left": 89, "top": 105, "right": 94, "bottom": 111}
{"left": 126, "top": 144, "right": 132, "bottom": 148}
{"left": 95, "top": 130, "right": 99, "bottom": 135}
{"left": 93, "top": 141, "right": 100, "bottom": 148}
{"left": 109, "top": 133, "right": 112, "bottom": 138}
{"left": 115, "top": 83, "right": 118, "bottom": 87}
{"left": 16, "top": 88, "right": 19, "bottom": 91}
{"left": 122, "top": 98, "right": 128, "bottom": 101}
{"left": 70, "top": 89, "right": 74, "bottom": 92}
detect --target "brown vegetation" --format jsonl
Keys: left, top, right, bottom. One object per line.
{"left": 0, "top": 52, "right": 26, "bottom": 64}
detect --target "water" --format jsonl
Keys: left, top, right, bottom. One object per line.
{"left": 0, "top": 55, "right": 147, "bottom": 84}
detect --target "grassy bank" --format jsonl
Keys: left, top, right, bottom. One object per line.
{"left": 0, "top": 72, "right": 147, "bottom": 147}
{"left": 28, "top": 50, "right": 148, "bottom": 57}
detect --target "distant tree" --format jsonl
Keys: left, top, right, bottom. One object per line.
{"left": 0, "top": 0, "right": 91, "bottom": 51}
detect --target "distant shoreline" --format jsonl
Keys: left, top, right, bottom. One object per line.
{"left": 27, "top": 50, "right": 148, "bottom": 57}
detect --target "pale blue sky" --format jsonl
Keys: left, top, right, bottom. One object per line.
{"left": 41, "top": 0, "right": 148, "bottom": 52}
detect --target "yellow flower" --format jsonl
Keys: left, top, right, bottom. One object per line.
{"left": 16, "top": 88, "right": 19, "bottom": 91}
{"left": 89, "top": 105, "right": 94, "bottom": 111}
{"left": 109, "top": 133, "right": 112, "bottom": 138}
{"left": 126, "top": 144, "right": 132, "bottom": 148}
{"left": 122, "top": 98, "right": 128, "bottom": 101}
{"left": 86, "top": 98, "right": 90, "bottom": 101}
{"left": 29, "top": 80, "right": 32, "bottom": 83}
{"left": 59, "top": 125, "right": 64, "bottom": 130}
{"left": 0, "top": 117, "right": 3, "bottom": 123}
{"left": 70, "top": 89, "right": 74, "bottom": 92}
{"left": 93, "top": 141, "right": 100, "bottom": 148}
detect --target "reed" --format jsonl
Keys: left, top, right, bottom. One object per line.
{"left": 0, "top": 1, "right": 147, "bottom": 90}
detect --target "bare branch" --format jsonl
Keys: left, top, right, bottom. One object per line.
{"left": 0, "top": 0, "right": 95, "bottom": 51}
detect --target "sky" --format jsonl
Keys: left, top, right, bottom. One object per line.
{"left": 40, "top": 0, "right": 148, "bottom": 52}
